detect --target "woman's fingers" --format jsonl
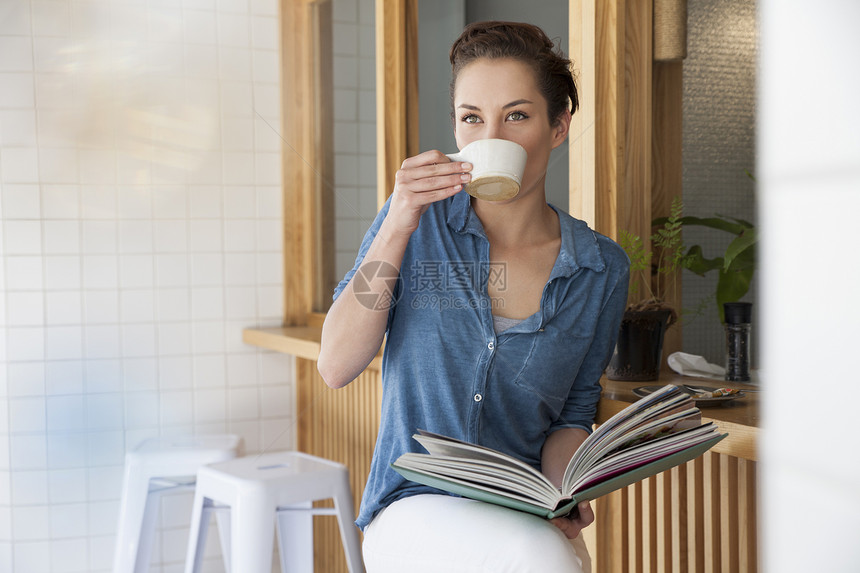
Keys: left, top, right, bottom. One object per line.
{"left": 396, "top": 170, "right": 471, "bottom": 196}
{"left": 383, "top": 150, "right": 472, "bottom": 237}
{"left": 399, "top": 149, "right": 454, "bottom": 169}
{"left": 576, "top": 501, "right": 595, "bottom": 528}
{"left": 549, "top": 502, "right": 595, "bottom": 540}
{"left": 392, "top": 151, "right": 472, "bottom": 209}
{"left": 395, "top": 158, "right": 472, "bottom": 197}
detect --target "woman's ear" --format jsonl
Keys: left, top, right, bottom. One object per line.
{"left": 551, "top": 109, "right": 572, "bottom": 149}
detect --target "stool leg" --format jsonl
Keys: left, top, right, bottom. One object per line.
{"left": 134, "top": 487, "right": 164, "bottom": 573}
{"left": 213, "top": 505, "right": 232, "bottom": 573}
{"left": 333, "top": 477, "right": 364, "bottom": 573}
{"left": 232, "top": 497, "right": 276, "bottom": 573}
{"left": 276, "top": 502, "right": 313, "bottom": 573}
{"left": 112, "top": 465, "right": 153, "bottom": 573}
{"left": 184, "top": 492, "right": 209, "bottom": 573}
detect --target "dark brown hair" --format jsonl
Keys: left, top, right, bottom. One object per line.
{"left": 449, "top": 21, "right": 579, "bottom": 126}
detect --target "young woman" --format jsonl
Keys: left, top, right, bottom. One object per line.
{"left": 318, "top": 21, "right": 629, "bottom": 572}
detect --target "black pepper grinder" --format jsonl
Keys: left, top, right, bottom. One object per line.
{"left": 724, "top": 302, "right": 752, "bottom": 382}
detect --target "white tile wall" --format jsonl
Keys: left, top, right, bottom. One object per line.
{"left": 0, "top": 1, "right": 291, "bottom": 571}
{"left": 332, "top": 0, "right": 378, "bottom": 285}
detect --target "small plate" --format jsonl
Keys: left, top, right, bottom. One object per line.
{"left": 632, "top": 384, "right": 745, "bottom": 406}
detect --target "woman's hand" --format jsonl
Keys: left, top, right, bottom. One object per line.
{"left": 550, "top": 501, "right": 595, "bottom": 539}
{"left": 541, "top": 428, "right": 593, "bottom": 539}
{"left": 384, "top": 150, "right": 472, "bottom": 238}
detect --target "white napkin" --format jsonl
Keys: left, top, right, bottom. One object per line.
{"left": 667, "top": 352, "right": 726, "bottom": 378}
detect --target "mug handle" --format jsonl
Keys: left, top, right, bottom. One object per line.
{"left": 445, "top": 152, "right": 464, "bottom": 163}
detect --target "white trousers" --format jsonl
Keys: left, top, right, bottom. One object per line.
{"left": 362, "top": 494, "right": 591, "bottom": 573}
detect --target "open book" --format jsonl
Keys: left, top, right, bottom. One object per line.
{"left": 391, "top": 385, "right": 727, "bottom": 519}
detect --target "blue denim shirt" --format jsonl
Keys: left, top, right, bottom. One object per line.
{"left": 333, "top": 191, "right": 629, "bottom": 530}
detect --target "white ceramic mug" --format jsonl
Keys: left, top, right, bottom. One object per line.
{"left": 446, "top": 138, "right": 528, "bottom": 201}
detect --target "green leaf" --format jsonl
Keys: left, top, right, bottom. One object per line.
{"left": 619, "top": 230, "right": 650, "bottom": 273}
{"left": 721, "top": 215, "right": 755, "bottom": 229}
{"left": 725, "top": 242, "right": 756, "bottom": 271}
{"left": 723, "top": 228, "right": 758, "bottom": 271}
{"left": 682, "top": 245, "right": 723, "bottom": 276}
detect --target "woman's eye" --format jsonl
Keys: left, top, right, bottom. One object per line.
{"left": 507, "top": 111, "right": 527, "bottom": 121}
{"left": 462, "top": 114, "right": 481, "bottom": 124}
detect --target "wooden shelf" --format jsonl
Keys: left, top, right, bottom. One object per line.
{"left": 242, "top": 326, "right": 383, "bottom": 371}
{"left": 242, "top": 326, "right": 323, "bottom": 361}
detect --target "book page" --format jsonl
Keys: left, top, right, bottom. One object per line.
{"left": 567, "top": 423, "right": 720, "bottom": 493}
{"left": 563, "top": 385, "right": 690, "bottom": 486}
{"left": 567, "top": 406, "right": 701, "bottom": 485}
{"left": 393, "top": 465, "right": 568, "bottom": 516}
{"left": 394, "top": 453, "right": 559, "bottom": 506}
{"left": 413, "top": 432, "right": 557, "bottom": 492}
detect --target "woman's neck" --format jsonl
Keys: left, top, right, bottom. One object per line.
{"left": 471, "top": 191, "right": 560, "bottom": 249}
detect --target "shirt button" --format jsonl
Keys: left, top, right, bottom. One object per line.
{"left": 474, "top": 393, "right": 483, "bottom": 402}
{"left": 487, "top": 341, "right": 495, "bottom": 350}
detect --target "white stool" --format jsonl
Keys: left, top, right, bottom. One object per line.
{"left": 184, "top": 451, "right": 364, "bottom": 573}
{"left": 112, "top": 434, "right": 242, "bottom": 573}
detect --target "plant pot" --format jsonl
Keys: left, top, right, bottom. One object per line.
{"left": 606, "top": 309, "right": 672, "bottom": 381}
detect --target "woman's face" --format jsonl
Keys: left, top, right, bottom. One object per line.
{"left": 452, "top": 57, "right": 570, "bottom": 200}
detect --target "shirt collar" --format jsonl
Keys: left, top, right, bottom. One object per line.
{"left": 446, "top": 190, "right": 484, "bottom": 237}
{"left": 445, "top": 190, "right": 607, "bottom": 278}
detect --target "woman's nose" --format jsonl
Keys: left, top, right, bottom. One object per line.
{"left": 483, "top": 121, "right": 502, "bottom": 140}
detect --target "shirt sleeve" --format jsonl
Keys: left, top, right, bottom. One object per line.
{"left": 332, "top": 195, "right": 393, "bottom": 302}
{"left": 549, "top": 245, "right": 630, "bottom": 434}
{"left": 331, "top": 196, "right": 400, "bottom": 332}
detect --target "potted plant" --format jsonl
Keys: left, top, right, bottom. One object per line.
{"left": 607, "top": 196, "right": 759, "bottom": 381}
{"left": 606, "top": 199, "right": 685, "bottom": 381}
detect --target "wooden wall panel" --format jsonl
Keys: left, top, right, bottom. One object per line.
{"left": 568, "top": 0, "right": 596, "bottom": 226}
{"left": 593, "top": 452, "right": 759, "bottom": 573}
{"left": 622, "top": 0, "right": 652, "bottom": 243}
{"left": 652, "top": 61, "right": 684, "bottom": 359}
{"left": 313, "top": 1, "right": 336, "bottom": 312}
{"left": 281, "top": 1, "right": 316, "bottom": 324}
{"left": 281, "top": 0, "right": 336, "bottom": 320}
{"left": 375, "top": 0, "right": 419, "bottom": 208}
{"left": 595, "top": 0, "right": 623, "bottom": 240}
{"left": 570, "top": 0, "right": 656, "bottom": 296}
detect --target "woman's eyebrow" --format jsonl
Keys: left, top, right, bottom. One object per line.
{"left": 457, "top": 99, "right": 534, "bottom": 111}
{"left": 503, "top": 99, "right": 533, "bottom": 108}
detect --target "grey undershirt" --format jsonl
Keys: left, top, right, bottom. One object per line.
{"left": 492, "top": 314, "right": 525, "bottom": 334}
